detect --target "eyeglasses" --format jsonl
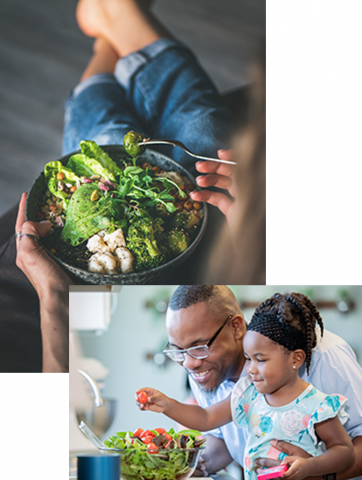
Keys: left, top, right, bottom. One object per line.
{"left": 163, "top": 314, "right": 233, "bottom": 362}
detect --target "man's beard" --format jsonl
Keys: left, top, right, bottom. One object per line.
{"left": 193, "top": 374, "right": 221, "bottom": 397}
{"left": 187, "top": 358, "right": 239, "bottom": 397}
{"left": 199, "top": 385, "right": 219, "bottom": 398}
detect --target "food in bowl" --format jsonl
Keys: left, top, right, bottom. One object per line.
{"left": 37, "top": 133, "right": 203, "bottom": 274}
{"left": 104, "top": 427, "right": 206, "bottom": 480}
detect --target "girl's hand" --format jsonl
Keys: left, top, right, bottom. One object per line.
{"left": 282, "top": 456, "right": 312, "bottom": 480}
{"left": 254, "top": 440, "right": 312, "bottom": 474}
{"left": 135, "top": 388, "right": 171, "bottom": 413}
{"left": 189, "top": 149, "right": 235, "bottom": 220}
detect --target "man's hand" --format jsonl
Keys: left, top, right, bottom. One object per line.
{"left": 190, "top": 149, "right": 235, "bottom": 220}
{"left": 194, "top": 452, "right": 210, "bottom": 477}
{"left": 192, "top": 435, "right": 234, "bottom": 476}
{"left": 254, "top": 440, "right": 312, "bottom": 474}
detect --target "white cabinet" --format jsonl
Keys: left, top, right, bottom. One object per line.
{"left": 69, "top": 292, "right": 112, "bottom": 333}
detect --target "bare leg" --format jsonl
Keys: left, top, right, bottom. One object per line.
{"left": 80, "top": 37, "right": 119, "bottom": 81}
{"left": 76, "top": 0, "right": 172, "bottom": 58}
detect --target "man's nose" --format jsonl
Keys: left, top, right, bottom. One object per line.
{"left": 182, "top": 353, "right": 203, "bottom": 370}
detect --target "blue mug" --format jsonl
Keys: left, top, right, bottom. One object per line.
{"left": 77, "top": 453, "right": 120, "bottom": 480}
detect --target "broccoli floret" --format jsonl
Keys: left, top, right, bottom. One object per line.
{"left": 171, "top": 212, "right": 201, "bottom": 232}
{"left": 165, "top": 228, "right": 190, "bottom": 257}
{"left": 154, "top": 202, "right": 173, "bottom": 218}
{"left": 127, "top": 217, "right": 166, "bottom": 270}
{"left": 128, "top": 217, "right": 164, "bottom": 255}
{"left": 127, "top": 242, "right": 166, "bottom": 271}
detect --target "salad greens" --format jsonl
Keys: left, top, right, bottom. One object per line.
{"left": 44, "top": 140, "right": 187, "bottom": 248}
{"left": 41, "top": 135, "right": 203, "bottom": 272}
{"left": 67, "top": 154, "right": 116, "bottom": 182}
{"left": 104, "top": 427, "right": 206, "bottom": 480}
{"left": 78, "top": 140, "right": 121, "bottom": 176}
{"left": 44, "top": 161, "right": 80, "bottom": 208}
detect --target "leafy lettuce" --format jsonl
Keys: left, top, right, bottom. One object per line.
{"left": 78, "top": 140, "right": 121, "bottom": 177}
{"left": 67, "top": 154, "right": 116, "bottom": 182}
{"left": 44, "top": 161, "right": 80, "bottom": 209}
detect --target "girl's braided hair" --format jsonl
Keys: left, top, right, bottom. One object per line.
{"left": 253, "top": 293, "right": 324, "bottom": 374}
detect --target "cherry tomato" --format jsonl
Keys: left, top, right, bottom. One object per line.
{"left": 142, "top": 436, "right": 154, "bottom": 445}
{"left": 154, "top": 428, "right": 166, "bottom": 435}
{"left": 165, "top": 440, "right": 172, "bottom": 449}
{"left": 147, "top": 443, "right": 159, "bottom": 453}
{"left": 137, "top": 391, "right": 148, "bottom": 404}
{"left": 134, "top": 428, "right": 144, "bottom": 437}
{"left": 164, "top": 433, "right": 172, "bottom": 441}
{"left": 140, "top": 429, "right": 155, "bottom": 439}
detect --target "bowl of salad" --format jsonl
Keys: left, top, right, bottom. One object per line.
{"left": 105, "top": 427, "right": 206, "bottom": 480}
{"left": 25, "top": 132, "right": 207, "bottom": 284}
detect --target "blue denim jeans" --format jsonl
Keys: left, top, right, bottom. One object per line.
{"left": 63, "top": 38, "right": 233, "bottom": 174}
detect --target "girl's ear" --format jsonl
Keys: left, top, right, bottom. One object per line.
{"left": 292, "top": 349, "right": 306, "bottom": 369}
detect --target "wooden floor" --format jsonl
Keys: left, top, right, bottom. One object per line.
{"left": 0, "top": 0, "right": 265, "bottom": 216}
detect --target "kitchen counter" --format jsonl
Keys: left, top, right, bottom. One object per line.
{"left": 71, "top": 477, "right": 235, "bottom": 480}
{"left": 70, "top": 449, "right": 238, "bottom": 480}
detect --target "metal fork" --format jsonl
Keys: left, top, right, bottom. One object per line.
{"left": 138, "top": 139, "right": 237, "bottom": 165}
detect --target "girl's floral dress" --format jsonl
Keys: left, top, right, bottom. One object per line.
{"left": 231, "top": 377, "right": 348, "bottom": 480}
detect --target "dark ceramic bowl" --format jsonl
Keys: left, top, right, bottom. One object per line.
{"left": 25, "top": 145, "right": 207, "bottom": 285}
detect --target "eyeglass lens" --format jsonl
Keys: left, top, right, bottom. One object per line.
{"left": 164, "top": 314, "right": 233, "bottom": 362}
{"left": 166, "top": 345, "right": 208, "bottom": 361}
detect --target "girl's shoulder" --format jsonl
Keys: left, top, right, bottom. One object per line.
{"left": 300, "top": 384, "right": 349, "bottom": 445}
{"left": 234, "top": 375, "right": 255, "bottom": 394}
{"left": 298, "top": 383, "right": 347, "bottom": 410}
{"left": 231, "top": 376, "right": 257, "bottom": 428}
{"left": 305, "top": 384, "right": 348, "bottom": 418}
{"left": 232, "top": 376, "right": 257, "bottom": 404}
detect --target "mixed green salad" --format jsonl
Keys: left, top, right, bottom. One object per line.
{"left": 37, "top": 132, "right": 203, "bottom": 274}
{"left": 104, "top": 427, "right": 206, "bottom": 480}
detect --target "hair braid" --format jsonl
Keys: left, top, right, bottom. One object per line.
{"left": 284, "top": 294, "right": 314, "bottom": 373}
{"left": 253, "top": 296, "right": 278, "bottom": 316}
{"left": 252, "top": 292, "right": 324, "bottom": 375}
{"left": 295, "top": 293, "right": 324, "bottom": 337}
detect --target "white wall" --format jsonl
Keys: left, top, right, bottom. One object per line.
{"left": 79, "top": 286, "right": 184, "bottom": 438}
{"left": 79, "top": 285, "right": 362, "bottom": 440}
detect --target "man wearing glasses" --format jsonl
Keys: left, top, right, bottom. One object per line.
{"left": 164, "top": 285, "right": 249, "bottom": 476}
{"left": 164, "top": 286, "right": 362, "bottom": 480}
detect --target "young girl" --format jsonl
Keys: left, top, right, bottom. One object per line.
{"left": 136, "top": 293, "right": 355, "bottom": 480}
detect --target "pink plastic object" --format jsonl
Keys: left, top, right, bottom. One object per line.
{"left": 257, "top": 464, "right": 288, "bottom": 480}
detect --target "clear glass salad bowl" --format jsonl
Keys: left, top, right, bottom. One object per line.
{"left": 120, "top": 446, "right": 204, "bottom": 480}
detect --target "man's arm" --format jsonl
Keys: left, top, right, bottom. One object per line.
{"left": 338, "top": 436, "right": 362, "bottom": 480}
{"left": 194, "top": 435, "right": 234, "bottom": 476}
